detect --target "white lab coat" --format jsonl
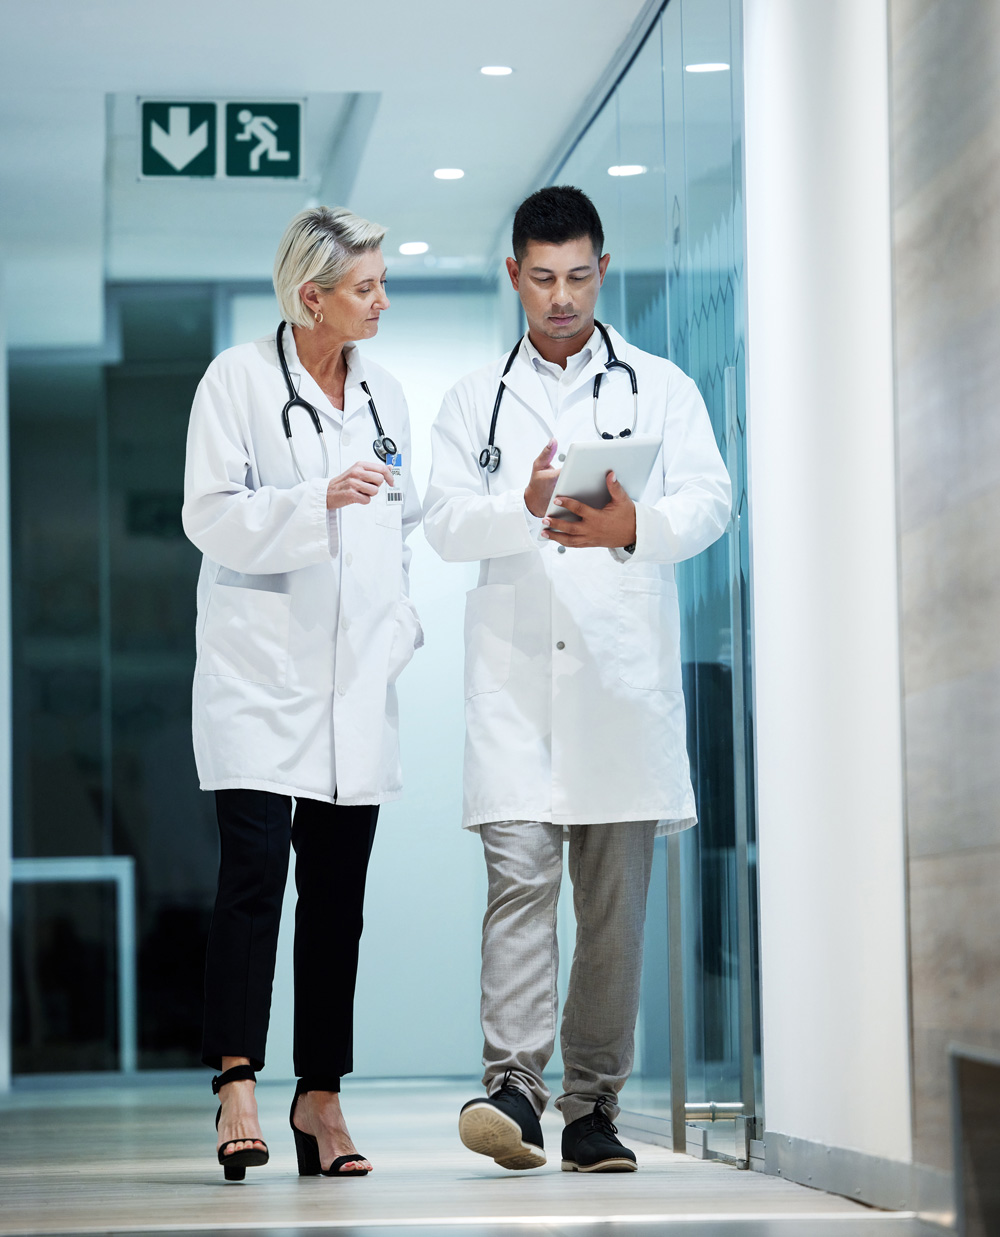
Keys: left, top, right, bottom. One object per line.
{"left": 423, "top": 325, "right": 730, "bottom": 832}
{"left": 182, "top": 330, "right": 423, "bottom": 806}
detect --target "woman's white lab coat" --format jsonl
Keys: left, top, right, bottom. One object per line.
{"left": 182, "top": 330, "right": 423, "bottom": 806}
{"left": 423, "top": 325, "right": 730, "bottom": 833}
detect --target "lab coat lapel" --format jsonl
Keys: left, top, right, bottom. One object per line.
{"left": 500, "top": 353, "right": 556, "bottom": 437}
{"left": 342, "top": 346, "right": 372, "bottom": 427}
{"left": 570, "top": 346, "right": 607, "bottom": 396}
{"left": 279, "top": 327, "right": 345, "bottom": 427}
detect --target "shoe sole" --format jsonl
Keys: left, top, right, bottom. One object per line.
{"left": 218, "top": 1148, "right": 269, "bottom": 1168}
{"left": 459, "top": 1102, "right": 546, "bottom": 1170}
{"left": 561, "top": 1157, "right": 638, "bottom": 1173}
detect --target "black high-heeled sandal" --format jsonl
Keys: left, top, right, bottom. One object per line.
{"left": 289, "top": 1079, "right": 370, "bottom": 1177}
{"left": 213, "top": 1064, "right": 269, "bottom": 1181}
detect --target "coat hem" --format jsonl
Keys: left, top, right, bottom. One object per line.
{"left": 199, "top": 775, "right": 402, "bottom": 806}
{"left": 462, "top": 809, "right": 697, "bottom": 836}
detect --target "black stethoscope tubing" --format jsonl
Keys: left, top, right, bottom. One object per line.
{"left": 276, "top": 321, "right": 397, "bottom": 482}
{"left": 478, "top": 320, "right": 639, "bottom": 474}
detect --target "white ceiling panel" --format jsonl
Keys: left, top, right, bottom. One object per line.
{"left": 0, "top": 0, "right": 650, "bottom": 347}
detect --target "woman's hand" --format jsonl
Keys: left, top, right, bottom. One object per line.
{"left": 326, "top": 461, "right": 394, "bottom": 510}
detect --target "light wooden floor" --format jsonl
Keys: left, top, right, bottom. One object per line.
{"left": 0, "top": 1079, "right": 934, "bottom": 1236}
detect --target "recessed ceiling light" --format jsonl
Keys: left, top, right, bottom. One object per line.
{"left": 608, "top": 165, "right": 647, "bottom": 177}
{"left": 434, "top": 168, "right": 465, "bottom": 180}
{"left": 480, "top": 65, "right": 513, "bottom": 76}
{"left": 685, "top": 63, "right": 730, "bottom": 73}
{"left": 399, "top": 242, "right": 429, "bottom": 255}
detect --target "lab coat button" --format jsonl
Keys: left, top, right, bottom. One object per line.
{"left": 345, "top": 552, "right": 353, "bottom": 566}
{"left": 341, "top": 617, "right": 350, "bottom": 631}
{"left": 557, "top": 545, "right": 566, "bottom": 554}
{"left": 342, "top": 432, "right": 351, "bottom": 445}
{"left": 558, "top": 453, "right": 566, "bottom": 462}
{"left": 556, "top": 641, "right": 565, "bottom": 650}
{"left": 337, "top": 684, "right": 347, "bottom": 696}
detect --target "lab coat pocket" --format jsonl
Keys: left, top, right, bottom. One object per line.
{"left": 199, "top": 583, "right": 291, "bottom": 688}
{"left": 464, "top": 584, "right": 515, "bottom": 698}
{"left": 617, "top": 577, "right": 682, "bottom": 691}
{"left": 375, "top": 486, "right": 404, "bottom": 529}
{"left": 387, "top": 599, "right": 425, "bottom": 686}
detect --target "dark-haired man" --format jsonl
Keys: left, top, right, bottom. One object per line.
{"left": 424, "top": 187, "right": 730, "bottom": 1173}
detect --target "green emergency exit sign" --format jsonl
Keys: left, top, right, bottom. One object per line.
{"left": 225, "top": 103, "right": 301, "bottom": 178}
{"left": 141, "top": 102, "right": 216, "bottom": 176}
{"left": 139, "top": 100, "right": 302, "bottom": 179}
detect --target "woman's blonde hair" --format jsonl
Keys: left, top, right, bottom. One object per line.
{"left": 273, "top": 206, "right": 387, "bottom": 328}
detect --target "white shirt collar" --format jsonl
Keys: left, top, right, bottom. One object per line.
{"left": 522, "top": 326, "right": 600, "bottom": 380}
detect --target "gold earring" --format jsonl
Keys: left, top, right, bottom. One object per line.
{"left": 314, "top": 311, "right": 323, "bottom": 324}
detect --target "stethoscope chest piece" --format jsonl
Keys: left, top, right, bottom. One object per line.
{"left": 360, "top": 380, "right": 396, "bottom": 462}
{"left": 479, "top": 444, "right": 501, "bottom": 473}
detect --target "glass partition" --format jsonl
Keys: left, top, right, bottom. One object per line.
{"left": 9, "top": 288, "right": 216, "bottom": 1071}
{"left": 552, "top": 0, "right": 761, "bottom": 1160}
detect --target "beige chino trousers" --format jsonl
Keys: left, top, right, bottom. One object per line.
{"left": 479, "top": 818, "right": 656, "bottom": 1124}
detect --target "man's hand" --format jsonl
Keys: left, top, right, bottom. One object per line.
{"left": 541, "top": 471, "right": 637, "bottom": 549}
{"left": 524, "top": 438, "right": 560, "bottom": 518}
{"left": 326, "top": 461, "right": 394, "bottom": 510}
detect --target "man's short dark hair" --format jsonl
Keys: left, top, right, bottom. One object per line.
{"left": 512, "top": 186, "right": 605, "bottom": 263}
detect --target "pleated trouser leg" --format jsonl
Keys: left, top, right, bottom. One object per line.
{"left": 201, "top": 788, "right": 291, "bottom": 1071}
{"left": 291, "top": 800, "right": 378, "bottom": 1085}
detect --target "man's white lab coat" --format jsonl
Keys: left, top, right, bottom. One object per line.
{"left": 423, "top": 325, "right": 729, "bottom": 832}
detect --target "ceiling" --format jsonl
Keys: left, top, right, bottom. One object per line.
{"left": 0, "top": 0, "right": 651, "bottom": 349}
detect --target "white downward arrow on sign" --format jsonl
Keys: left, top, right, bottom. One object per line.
{"left": 150, "top": 107, "right": 209, "bottom": 171}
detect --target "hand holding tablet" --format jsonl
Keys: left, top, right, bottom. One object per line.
{"left": 544, "top": 436, "right": 661, "bottom": 522}
{"left": 540, "top": 435, "right": 660, "bottom": 551}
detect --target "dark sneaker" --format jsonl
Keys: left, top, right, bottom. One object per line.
{"left": 459, "top": 1076, "right": 546, "bottom": 1170}
{"left": 561, "top": 1096, "right": 638, "bottom": 1173}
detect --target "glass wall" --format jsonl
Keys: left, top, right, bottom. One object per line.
{"left": 8, "top": 280, "right": 502, "bottom": 1078}
{"left": 552, "top": 0, "right": 761, "bottom": 1157}
{"left": 10, "top": 288, "right": 217, "bottom": 1070}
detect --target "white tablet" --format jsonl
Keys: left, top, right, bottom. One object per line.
{"left": 545, "top": 436, "right": 661, "bottom": 523}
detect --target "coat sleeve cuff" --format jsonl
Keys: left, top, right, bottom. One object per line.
{"left": 523, "top": 500, "right": 545, "bottom": 543}
{"left": 625, "top": 501, "right": 662, "bottom": 563}
{"left": 311, "top": 477, "right": 338, "bottom": 558}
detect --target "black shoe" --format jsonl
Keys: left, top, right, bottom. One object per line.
{"left": 289, "top": 1080, "right": 370, "bottom": 1177}
{"left": 459, "top": 1073, "right": 546, "bottom": 1170}
{"left": 561, "top": 1096, "right": 638, "bottom": 1173}
{"left": 213, "top": 1065, "right": 269, "bottom": 1182}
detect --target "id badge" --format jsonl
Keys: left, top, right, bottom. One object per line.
{"left": 377, "top": 452, "right": 404, "bottom": 524}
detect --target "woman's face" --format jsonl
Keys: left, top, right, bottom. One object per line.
{"left": 308, "top": 249, "right": 389, "bottom": 342}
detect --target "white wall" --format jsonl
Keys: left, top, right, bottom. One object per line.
{"left": 743, "top": 1, "right": 911, "bottom": 1160}
{"left": 231, "top": 285, "right": 503, "bottom": 1079}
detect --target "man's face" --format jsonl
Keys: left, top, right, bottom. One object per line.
{"left": 506, "top": 236, "right": 610, "bottom": 344}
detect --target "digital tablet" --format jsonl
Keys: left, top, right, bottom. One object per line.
{"left": 545, "top": 436, "right": 661, "bottom": 523}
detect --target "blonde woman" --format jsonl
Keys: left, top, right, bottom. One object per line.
{"left": 183, "top": 207, "right": 422, "bottom": 1180}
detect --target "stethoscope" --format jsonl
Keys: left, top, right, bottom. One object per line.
{"left": 478, "top": 320, "right": 639, "bottom": 473}
{"left": 276, "top": 320, "right": 397, "bottom": 483}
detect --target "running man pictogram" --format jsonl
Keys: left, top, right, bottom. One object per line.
{"left": 234, "top": 109, "right": 291, "bottom": 172}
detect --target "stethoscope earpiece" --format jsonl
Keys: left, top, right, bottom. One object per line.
{"left": 478, "top": 322, "right": 639, "bottom": 476}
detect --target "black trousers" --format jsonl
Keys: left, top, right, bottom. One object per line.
{"left": 201, "top": 788, "right": 378, "bottom": 1086}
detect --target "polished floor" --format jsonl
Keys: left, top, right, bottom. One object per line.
{"left": 0, "top": 1080, "right": 941, "bottom": 1236}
